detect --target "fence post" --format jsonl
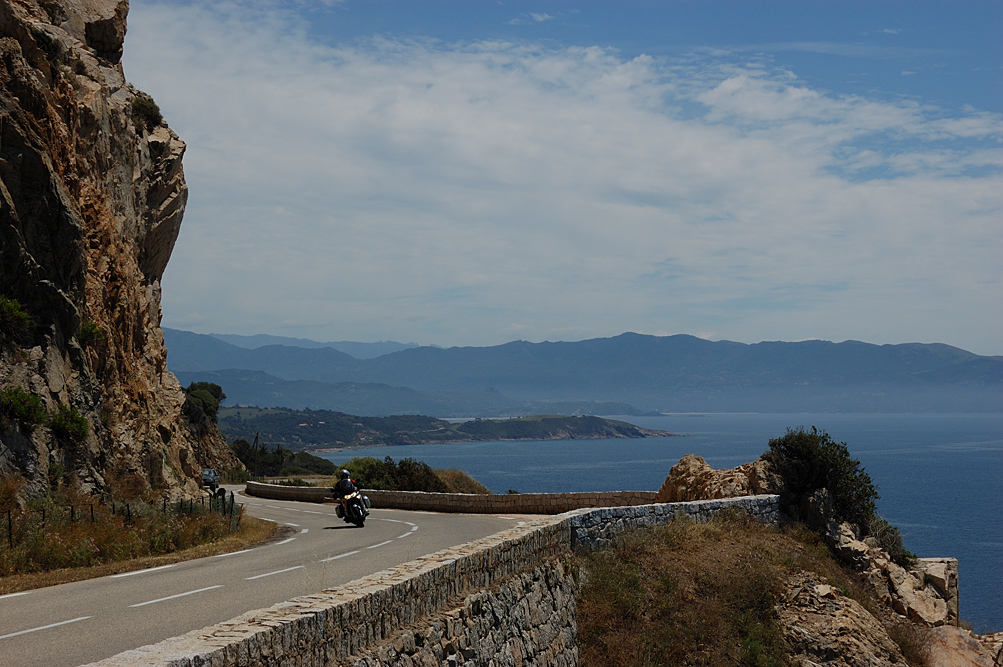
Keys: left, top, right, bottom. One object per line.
{"left": 162, "top": 498, "right": 166, "bottom": 513}
{"left": 126, "top": 504, "right": 131, "bottom": 524}
{"left": 7, "top": 509, "right": 11, "bottom": 549}
{"left": 70, "top": 505, "right": 74, "bottom": 522}
{"left": 90, "top": 503, "right": 94, "bottom": 523}
{"left": 41, "top": 507, "right": 45, "bottom": 527}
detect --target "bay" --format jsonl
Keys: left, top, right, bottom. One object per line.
{"left": 318, "top": 412, "right": 1002, "bottom": 632}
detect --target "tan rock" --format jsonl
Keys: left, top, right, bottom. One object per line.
{"left": 924, "top": 626, "right": 996, "bottom": 667}
{"left": 655, "top": 454, "right": 779, "bottom": 503}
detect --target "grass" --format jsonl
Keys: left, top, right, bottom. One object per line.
{"left": 577, "top": 512, "right": 917, "bottom": 667}
{"left": 0, "top": 479, "right": 278, "bottom": 594}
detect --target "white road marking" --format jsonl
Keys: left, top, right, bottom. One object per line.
{"left": 397, "top": 532, "right": 413, "bottom": 539}
{"left": 260, "top": 518, "right": 276, "bottom": 522}
{"left": 266, "top": 505, "right": 281, "bottom": 509}
{"left": 285, "top": 522, "right": 300, "bottom": 527}
{"left": 498, "top": 516, "right": 515, "bottom": 520}
{"left": 303, "top": 510, "right": 322, "bottom": 514}
{"left": 0, "top": 616, "right": 91, "bottom": 640}
{"left": 246, "top": 566, "right": 304, "bottom": 580}
{"left": 129, "top": 586, "right": 223, "bottom": 608}
{"left": 215, "top": 548, "right": 254, "bottom": 558}
{"left": 380, "top": 519, "right": 403, "bottom": 524}
{"left": 275, "top": 537, "right": 296, "bottom": 546}
{"left": 320, "top": 550, "right": 359, "bottom": 562}
{"left": 0, "top": 591, "right": 30, "bottom": 600}
{"left": 301, "top": 528, "right": 309, "bottom": 534}
{"left": 366, "top": 540, "right": 394, "bottom": 550}
{"left": 410, "top": 526, "right": 418, "bottom": 532}
{"left": 111, "top": 564, "right": 176, "bottom": 578}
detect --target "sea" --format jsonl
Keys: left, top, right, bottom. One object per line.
{"left": 318, "top": 412, "right": 1002, "bottom": 632}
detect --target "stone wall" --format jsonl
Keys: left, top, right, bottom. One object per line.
{"left": 87, "top": 495, "right": 779, "bottom": 666}
{"left": 244, "top": 481, "right": 658, "bottom": 514}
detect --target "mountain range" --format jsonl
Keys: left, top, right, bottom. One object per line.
{"left": 164, "top": 329, "right": 1002, "bottom": 415}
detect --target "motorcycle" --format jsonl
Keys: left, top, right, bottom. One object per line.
{"left": 335, "top": 489, "right": 370, "bottom": 527}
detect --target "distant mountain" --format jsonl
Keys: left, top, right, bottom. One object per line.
{"left": 205, "top": 332, "right": 420, "bottom": 359}
{"left": 164, "top": 330, "right": 1003, "bottom": 413}
{"left": 172, "top": 369, "right": 652, "bottom": 418}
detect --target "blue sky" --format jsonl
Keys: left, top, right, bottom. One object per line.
{"left": 125, "top": 1, "right": 1002, "bottom": 354}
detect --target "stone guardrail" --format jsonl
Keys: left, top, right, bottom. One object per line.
{"left": 244, "top": 480, "right": 658, "bottom": 514}
{"left": 86, "top": 494, "right": 779, "bottom": 666}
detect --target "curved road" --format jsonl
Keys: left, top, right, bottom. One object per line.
{"left": 0, "top": 488, "right": 527, "bottom": 667}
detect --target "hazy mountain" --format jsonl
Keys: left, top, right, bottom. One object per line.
{"left": 172, "top": 369, "right": 651, "bottom": 418}
{"left": 205, "top": 332, "right": 420, "bottom": 359}
{"left": 164, "top": 330, "right": 1003, "bottom": 413}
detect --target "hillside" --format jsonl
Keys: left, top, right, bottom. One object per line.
{"left": 165, "top": 329, "right": 1003, "bottom": 413}
{"left": 217, "top": 407, "right": 672, "bottom": 449}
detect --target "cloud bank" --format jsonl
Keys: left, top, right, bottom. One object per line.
{"left": 125, "top": 2, "right": 1003, "bottom": 354}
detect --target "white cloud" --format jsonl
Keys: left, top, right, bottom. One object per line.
{"left": 125, "top": 2, "right": 1003, "bottom": 354}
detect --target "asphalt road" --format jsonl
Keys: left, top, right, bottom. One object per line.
{"left": 0, "top": 487, "right": 527, "bottom": 667}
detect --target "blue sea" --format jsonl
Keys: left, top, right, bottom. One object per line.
{"left": 319, "top": 413, "right": 1002, "bottom": 632}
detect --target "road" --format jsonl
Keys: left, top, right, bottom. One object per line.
{"left": 0, "top": 488, "right": 526, "bottom": 667}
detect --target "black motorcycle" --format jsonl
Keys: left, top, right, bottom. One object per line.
{"left": 335, "top": 489, "right": 370, "bottom": 527}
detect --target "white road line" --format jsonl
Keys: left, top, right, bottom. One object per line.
{"left": 300, "top": 528, "right": 309, "bottom": 534}
{"left": 320, "top": 550, "right": 359, "bottom": 562}
{"left": 215, "top": 548, "right": 254, "bottom": 558}
{"left": 410, "top": 526, "right": 418, "bottom": 532}
{"left": 275, "top": 537, "right": 296, "bottom": 546}
{"left": 111, "top": 564, "right": 176, "bottom": 578}
{"left": 366, "top": 540, "right": 394, "bottom": 550}
{"left": 266, "top": 505, "right": 281, "bottom": 509}
{"left": 404, "top": 522, "right": 416, "bottom": 526}
{"left": 397, "top": 532, "right": 413, "bottom": 539}
{"left": 0, "top": 616, "right": 91, "bottom": 640}
{"left": 498, "top": 516, "right": 515, "bottom": 520}
{"left": 246, "top": 566, "right": 304, "bottom": 580}
{"left": 285, "top": 522, "right": 300, "bottom": 527}
{"left": 303, "top": 510, "right": 322, "bottom": 514}
{"left": 0, "top": 591, "right": 30, "bottom": 600}
{"left": 380, "top": 519, "right": 403, "bottom": 523}
{"left": 129, "top": 586, "right": 223, "bottom": 608}
{"left": 260, "top": 518, "right": 276, "bottom": 522}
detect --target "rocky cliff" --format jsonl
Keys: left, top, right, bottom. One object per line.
{"left": 0, "top": 0, "right": 236, "bottom": 499}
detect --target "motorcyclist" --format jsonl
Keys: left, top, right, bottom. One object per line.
{"left": 332, "top": 469, "right": 359, "bottom": 500}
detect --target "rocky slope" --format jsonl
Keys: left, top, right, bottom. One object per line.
{"left": 0, "top": 0, "right": 236, "bottom": 499}
{"left": 658, "top": 454, "right": 1002, "bottom": 666}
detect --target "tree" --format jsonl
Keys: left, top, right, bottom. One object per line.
{"left": 763, "top": 426, "right": 878, "bottom": 529}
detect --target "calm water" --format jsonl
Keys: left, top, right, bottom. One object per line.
{"left": 319, "top": 413, "right": 1002, "bottom": 632}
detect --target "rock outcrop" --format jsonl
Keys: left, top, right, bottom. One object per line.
{"left": 655, "top": 453, "right": 779, "bottom": 502}
{"left": 0, "top": 0, "right": 236, "bottom": 499}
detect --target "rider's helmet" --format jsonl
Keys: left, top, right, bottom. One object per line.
{"left": 340, "top": 469, "right": 350, "bottom": 479}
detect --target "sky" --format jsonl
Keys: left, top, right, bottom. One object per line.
{"left": 124, "top": 1, "right": 1002, "bottom": 355}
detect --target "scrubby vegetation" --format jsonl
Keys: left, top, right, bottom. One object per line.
{"left": 51, "top": 404, "right": 89, "bottom": 443}
{"left": 578, "top": 513, "right": 917, "bottom": 667}
{"left": 0, "top": 474, "right": 273, "bottom": 583}
{"left": 764, "top": 426, "right": 878, "bottom": 528}
{"left": 131, "top": 93, "right": 162, "bottom": 131}
{"left": 77, "top": 321, "right": 106, "bottom": 346}
{"left": 0, "top": 386, "right": 46, "bottom": 434}
{"left": 0, "top": 295, "right": 30, "bottom": 341}
{"left": 183, "top": 381, "right": 225, "bottom": 437}
{"left": 334, "top": 456, "right": 448, "bottom": 492}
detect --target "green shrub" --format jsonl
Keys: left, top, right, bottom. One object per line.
{"left": 0, "top": 386, "right": 46, "bottom": 434}
{"left": 183, "top": 382, "right": 225, "bottom": 436}
{"left": 868, "top": 516, "right": 917, "bottom": 568}
{"left": 764, "top": 426, "right": 878, "bottom": 528}
{"left": 0, "top": 295, "right": 30, "bottom": 341}
{"left": 52, "top": 404, "right": 89, "bottom": 443}
{"left": 131, "top": 94, "right": 163, "bottom": 132}
{"left": 337, "top": 456, "right": 448, "bottom": 492}
{"left": 77, "top": 321, "right": 106, "bottom": 346}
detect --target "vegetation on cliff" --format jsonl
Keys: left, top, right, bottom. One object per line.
{"left": 578, "top": 514, "right": 928, "bottom": 667}
{"left": 217, "top": 406, "right": 669, "bottom": 449}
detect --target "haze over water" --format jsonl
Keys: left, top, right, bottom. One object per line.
{"left": 322, "top": 412, "right": 1003, "bottom": 633}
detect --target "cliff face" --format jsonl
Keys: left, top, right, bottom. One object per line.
{"left": 0, "top": 0, "right": 236, "bottom": 499}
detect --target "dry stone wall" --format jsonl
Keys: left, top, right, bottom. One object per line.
{"left": 86, "top": 495, "right": 779, "bottom": 666}
{"left": 244, "top": 481, "right": 658, "bottom": 514}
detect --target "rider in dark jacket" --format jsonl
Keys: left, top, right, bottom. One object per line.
{"left": 333, "top": 469, "right": 358, "bottom": 499}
